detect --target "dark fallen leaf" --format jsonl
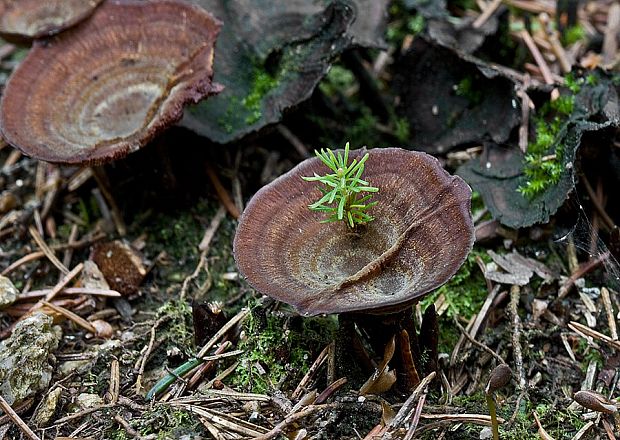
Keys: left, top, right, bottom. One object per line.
{"left": 484, "top": 250, "right": 555, "bottom": 286}
{"left": 459, "top": 71, "right": 620, "bottom": 228}
{"left": 405, "top": 0, "right": 503, "bottom": 54}
{"left": 181, "top": 0, "right": 388, "bottom": 144}
{"left": 393, "top": 38, "right": 519, "bottom": 154}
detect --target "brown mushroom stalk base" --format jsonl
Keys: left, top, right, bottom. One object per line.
{"left": 339, "top": 304, "right": 439, "bottom": 392}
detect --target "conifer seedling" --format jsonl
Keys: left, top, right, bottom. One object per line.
{"left": 302, "top": 142, "right": 379, "bottom": 229}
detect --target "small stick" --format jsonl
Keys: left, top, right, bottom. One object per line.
{"left": 603, "top": 3, "right": 620, "bottom": 66}
{"left": 582, "top": 175, "right": 616, "bottom": 231}
{"left": 2, "top": 251, "right": 46, "bottom": 276}
{"left": 569, "top": 321, "right": 620, "bottom": 351}
{"left": 601, "top": 287, "right": 618, "bottom": 340}
{"left": 558, "top": 252, "right": 610, "bottom": 298}
{"left": 387, "top": 372, "right": 436, "bottom": 432}
{"left": 518, "top": 75, "right": 532, "bottom": 153}
{"left": 277, "top": 125, "right": 310, "bottom": 158}
{"left": 0, "top": 232, "right": 106, "bottom": 259}
{"left": 602, "top": 418, "right": 617, "bottom": 440}
{"left": 196, "top": 308, "right": 249, "bottom": 358}
{"left": 113, "top": 414, "right": 146, "bottom": 439}
{"left": 179, "top": 250, "right": 207, "bottom": 301}
{"left": 107, "top": 359, "right": 120, "bottom": 404}
{"left": 205, "top": 164, "right": 240, "bottom": 219}
{"left": 509, "top": 286, "right": 526, "bottom": 391}
{"left": 292, "top": 342, "right": 331, "bottom": 400}
{"left": 532, "top": 411, "right": 555, "bottom": 440}
{"left": 28, "top": 225, "right": 69, "bottom": 275}
{"left": 41, "top": 300, "right": 97, "bottom": 334}
{"left": 2, "top": 150, "right": 22, "bottom": 171}
{"left": 473, "top": 0, "right": 502, "bottom": 29}
{"left": 60, "top": 224, "right": 79, "bottom": 277}
{"left": 520, "top": 29, "right": 555, "bottom": 86}
{"left": 199, "top": 205, "right": 227, "bottom": 251}
{"left": 0, "top": 394, "right": 41, "bottom": 440}
{"left": 314, "top": 377, "right": 347, "bottom": 404}
{"left": 254, "top": 404, "right": 336, "bottom": 440}
{"left": 16, "top": 287, "right": 121, "bottom": 300}
{"left": 403, "top": 389, "right": 428, "bottom": 440}
{"left": 453, "top": 317, "right": 505, "bottom": 365}
{"left": 92, "top": 167, "right": 126, "bottom": 236}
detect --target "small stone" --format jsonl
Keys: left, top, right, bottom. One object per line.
{"left": 0, "top": 191, "right": 18, "bottom": 214}
{"left": 32, "top": 387, "right": 62, "bottom": 427}
{"left": 0, "top": 275, "right": 18, "bottom": 309}
{"left": 480, "top": 426, "right": 492, "bottom": 439}
{"left": 76, "top": 393, "right": 105, "bottom": 410}
{"left": 0, "top": 313, "right": 62, "bottom": 405}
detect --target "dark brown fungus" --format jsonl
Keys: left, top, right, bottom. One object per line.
{"left": 0, "top": 0, "right": 104, "bottom": 40}
{"left": 234, "top": 148, "right": 474, "bottom": 316}
{"left": 0, "top": 0, "right": 222, "bottom": 165}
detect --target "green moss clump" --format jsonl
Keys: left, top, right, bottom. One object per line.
{"left": 420, "top": 251, "right": 489, "bottom": 352}
{"left": 229, "top": 308, "right": 337, "bottom": 393}
{"left": 242, "top": 70, "right": 279, "bottom": 125}
{"left": 455, "top": 76, "right": 483, "bottom": 107}
{"left": 562, "top": 24, "right": 586, "bottom": 46}
{"left": 517, "top": 86, "right": 579, "bottom": 199}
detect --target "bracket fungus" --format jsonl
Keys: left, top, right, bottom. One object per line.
{"left": 0, "top": 0, "right": 104, "bottom": 41}
{"left": 234, "top": 148, "right": 474, "bottom": 316}
{"left": 0, "top": 0, "right": 222, "bottom": 165}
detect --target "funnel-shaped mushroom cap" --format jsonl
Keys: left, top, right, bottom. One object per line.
{"left": 234, "top": 148, "right": 474, "bottom": 316}
{"left": 0, "top": 0, "right": 221, "bottom": 165}
{"left": 0, "top": 0, "right": 104, "bottom": 40}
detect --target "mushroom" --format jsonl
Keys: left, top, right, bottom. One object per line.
{"left": 234, "top": 147, "right": 474, "bottom": 390}
{"left": 0, "top": 0, "right": 104, "bottom": 41}
{"left": 234, "top": 147, "right": 474, "bottom": 317}
{"left": 0, "top": 0, "right": 222, "bottom": 165}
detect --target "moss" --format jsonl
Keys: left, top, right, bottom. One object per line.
{"left": 228, "top": 306, "right": 337, "bottom": 393}
{"left": 217, "top": 59, "right": 281, "bottom": 131}
{"left": 319, "top": 65, "right": 356, "bottom": 97}
{"left": 133, "top": 406, "right": 203, "bottom": 439}
{"left": 454, "top": 76, "right": 483, "bottom": 107}
{"left": 420, "top": 251, "right": 489, "bottom": 353}
{"left": 562, "top": 24, "right": 586, "bottom": 46}
{"left": 386, "top": 2, "right": 425, "bottom": 45}
{"left": 517, "top": 81, "right": 582, "bottom": 199}
{"left": 242, "top": 70, "right": 279, "bottom": 125}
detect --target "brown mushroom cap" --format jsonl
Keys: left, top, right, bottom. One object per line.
{"left": 0, "top": 0, "right": 221, "bottom": 165}
{"left": 0, "top": 0, "right": 104, "bottom": 40}
{"left": 234, "top": 148, "right": 474, "bottom": 316}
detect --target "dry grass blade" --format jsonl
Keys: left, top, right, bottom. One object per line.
{"left": 196, "top": 308, "right": 250, "bottom": 358}
{"left": 533, "top": 410, "right": 556, "bottom": 440}
{"left": 206, "top": 163, "right": 240, "bottom": 219}
{"left": 419, "top": 413, "right": 502, "bottom": 425}
{"left": 473, "top": 0, "right": 502, "bottom": 29}
{"left": 292, "top": 342, "right": 331, "bottom": 400}
{"left": 17, "top": 287, "right": 121, "bottom": 300}
{"left": 255, "top": 404, "right": 337, "bottom": 440}
{"left": 169, "top": 403, "right": 268, "bottom": 437}
{"left": 569, "top": 321, "right": 620, "bottom": 351}
{"left": 41, "top": 300, "right": 97, "bottom": 334}
{"left": 0, "top": 395, "right": 41, "bottom": 440}
{"left": 199, "top": 205, "right": 227, "bottom": 251}
{"left": 28, "top": 225, "right": 69, "bottom": 275}
{"left": 386, "top": 371, "right": 436, "bottom": 435}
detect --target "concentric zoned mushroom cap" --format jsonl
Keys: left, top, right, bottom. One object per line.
{"left": 0, "top": 0, "right": 221, "bottom": 165}
{"left": 0, "top": 0, "right": 104, "bottom": 40}
{"left": 234, "top": 148, "right": 474, "bottom": 316}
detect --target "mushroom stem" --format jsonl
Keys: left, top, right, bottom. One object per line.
{"left": 486, "top": 393, "right": 500, "bottom": 440}
{"left": 345, "top": 307, "right": 433, "bottom": 391}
